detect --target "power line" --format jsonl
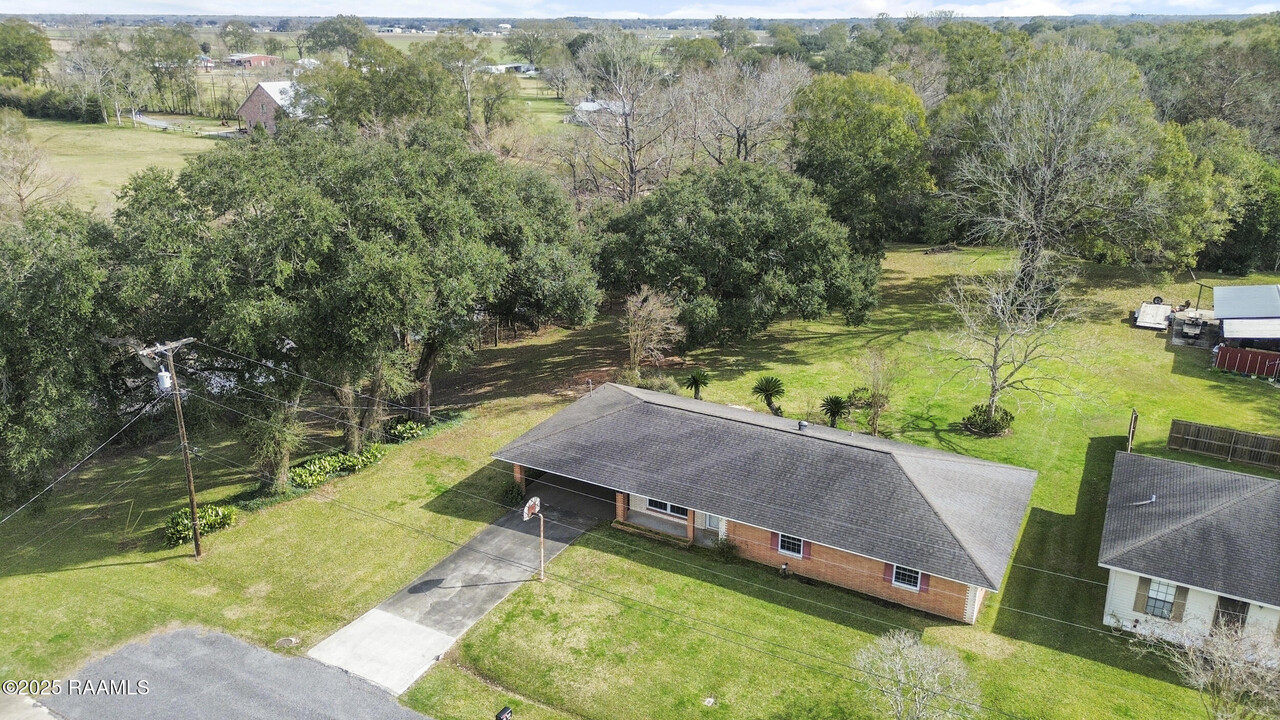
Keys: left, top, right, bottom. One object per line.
{"left": 0, "top": 444, "right": 181, "bottom": 576}
{"left": 0, "top": 398, "right": 163, "bottom": 526}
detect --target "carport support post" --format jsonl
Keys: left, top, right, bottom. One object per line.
{"left": 538, "top": 512, "right": 545, "bottom": 582}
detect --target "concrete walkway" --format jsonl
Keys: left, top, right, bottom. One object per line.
{"left": 308, "top": 478, "right": 612, "bottom": 694}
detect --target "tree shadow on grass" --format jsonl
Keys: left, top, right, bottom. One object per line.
{"left": 991, "top": 435, "right": 1181, "bottom": 685}
{"left": 421, "top": 460, "right": 518, "bottom": 525}
{"left": 435, "top": 318, "right": 630, "bottom": 408}
{"left": 1164, "top": 343, "right": 1280, "bottom": 425}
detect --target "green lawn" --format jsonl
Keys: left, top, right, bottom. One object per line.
{"left": 3, "top": 246, "right": 1278, "bottom": 718}
{"left": 407, "top": 247, "right": 1280, "bottom": 720}
{"left": 28, "top": 119, "right": 219, "bottom": 214}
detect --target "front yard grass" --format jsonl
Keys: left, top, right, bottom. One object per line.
{"left": 3, "top": 245, "right": 1278, "bottom": 718}
{"left": 409, "top": 246, "right": 1280, "bottom": 719}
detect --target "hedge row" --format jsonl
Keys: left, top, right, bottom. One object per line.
{"left": 0, "top": 80, "right": 104, "bottom": 124}
{"left": 288, "top": 444, "right": 387, "bottom": 490}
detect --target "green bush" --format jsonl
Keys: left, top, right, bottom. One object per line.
{"left": 499, "top": 480, "right": 525, "bottom": 507}
{"left": 963, "top": 403, "right": 1014, "bottom": 436}
{"left": 637, "top": 373, "right": 680, "bottom": 395}
{"left": 384, "top": 417, "right": 428, "bottom": 443}
{"left": 0, "top": 81, "right": 104, "bottom": 124}
{"left": 614, "top": 368, "right": 642, "bottom": 386}
{"left": 711, "top": 536, "right": 738, "bottom": 563}
{"left": 164, "top": 504, "right": 239, "bottom": 547}
{"left": 288, "top": 444, "right": 387, "bottom": 489}
{"left": 847, "top": 387, "right": 873, "bottom": 409}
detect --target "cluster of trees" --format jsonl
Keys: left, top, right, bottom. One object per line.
{"left": 0, "top": 121, "right": 599, "bottom": 501}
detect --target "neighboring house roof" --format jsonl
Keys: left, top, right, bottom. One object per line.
{"left": 493, "top": 383, "right": 1038, "bottom": 591}
{"left": 1099, "top": 452, "right": 1280, "bottom": 608}
{"left": 1213, "top": 284, "right": 1280, "bottom": 320}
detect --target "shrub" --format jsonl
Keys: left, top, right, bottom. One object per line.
{"left": 499, "top": 480, "right": 525, "bottom": 507}
{"left": 164, "top": 504, "right": 239, "bottom": 547}
{"left": 384, "top": 417, "right": 429, "bottom": 443}
{"left": 963, "top": 403, "right": 1014, "bottom": 436}
{"left": 288, "top": 444, "right": 387, "bottom": 489}
{"left": 847, "top": 387, "right": 873, "bottom": 409}
{"left": 711, "top": 536, "right": 738, "bottom": 563}
{"left": 614, "top": 368, "right": 642, "bottom": 386}
{"left": 637, "top": 373, "right": 680, "bottom": 395}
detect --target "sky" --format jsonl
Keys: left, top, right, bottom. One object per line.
{"left": 6, "top": 0, "right": 1278, "bottom": 20}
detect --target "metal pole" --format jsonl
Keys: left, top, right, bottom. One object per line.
{"left": 538, "top": 512, "right": 545, "bottom": 582}
{"left": 166, "top": 352, "right": 202, "bottom": 559}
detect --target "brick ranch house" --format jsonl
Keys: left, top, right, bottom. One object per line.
{"left": 493, "top": 383, "right": 1038, "bottom": 624}
{"left": 1100, "top": 452, "right": 1280, "bottom": 644}
{"left": 235, "top": 81, "right": 300, "bottom": 134}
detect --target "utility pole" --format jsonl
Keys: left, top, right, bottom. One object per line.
{"left": 139, "top": 338, "right": 201, "bottom": 559}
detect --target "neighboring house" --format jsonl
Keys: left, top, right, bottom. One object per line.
{"left": 1099, "top": 452, "right": 1280, "bottom": 644}
{"left": 226, "top": 53, "right": 280, "bottom": 68}
{"left": 568, "top": 99, "right": 627, "bottom": 125}
{"left": 236, "top": 81, "right": 300, "bottom": 134}
{"left": 1213, "top": 284, "right": 1280, "bottom": 347}
{"left": 493, "top": 383, "right": 1038, "bottom": 624}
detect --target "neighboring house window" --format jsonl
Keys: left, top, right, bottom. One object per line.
{"left": 703, "top": 514, "right": 723, "bottom": 531}
{"left": 778, "top": 534, "right": 803, "bottom": 557}
{"left": 646, "top": 498, "right": 688, "bottom": 517}
{"left": 892, "top": 565, "right": 921, "bottom": 591}
{"left": 260, "top": 103, "right": 267, "bottom": 115}
{"left": 1145, "top": 580, "right": 1177, "bottom": 619}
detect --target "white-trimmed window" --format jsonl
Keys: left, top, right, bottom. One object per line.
{"left": 1145, "top": 580, "right": 1177, "bottom": 619}
{"left": 646, "top": 498, "right": 689, "bottom": 517}
{"left": 892, "top": 565, "right": 921, "bottom": 591}
{"left": 778, "top": 534, "right": 804, "bottom": 557}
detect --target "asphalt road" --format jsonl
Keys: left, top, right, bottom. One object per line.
{"left": 36, "top": 629, "right": 429, "bottom": 720}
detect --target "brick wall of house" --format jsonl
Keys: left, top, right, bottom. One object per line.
{"left": 237, "top": 85, "right": 282, "bottom": 133}
{"left": 725, "top": 520, "right": 973, "bottom": 623}
{"left": 615, "top": 492, "right": 628, "bottom": 522}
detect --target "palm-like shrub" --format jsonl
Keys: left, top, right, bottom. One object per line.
{"left": 751, "top": 375, "right": 786, "bottom": 416}
{"left": 682, "top": 369, "right": 711, "bottom": 400}
{"left": 820, "top": 394, "right": 851, "bottom": 427}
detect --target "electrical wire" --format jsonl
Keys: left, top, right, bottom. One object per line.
{"left": 0, "top": 398, "right": 164, "bottom": 526}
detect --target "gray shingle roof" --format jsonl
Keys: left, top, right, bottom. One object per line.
{"left": 493, "top": 384, "right": 1038, "bottom": 591}
{"left": 1099, "top": 452, "right": 1280, "bottom": 608}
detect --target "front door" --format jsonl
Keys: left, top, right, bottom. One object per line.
{"left": 1213, "top": 596, "right": 1250, "bottom": 630}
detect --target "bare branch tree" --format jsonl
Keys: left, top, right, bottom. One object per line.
{"left": 1127, "top": 623, "right": 1280, "bottom": 720}
{"left": 571, "top": 29, "right": 677, "bottom": 201}
{"left": 943, "top": 262, "right": 1077, "bottom": 424}
{"left": 677, "top": 56, "right": 811, "bottom": 165}
{"left": 860, "top": 347, "right": 904, "bottom": 437}
{"left": 624, "top": 285, "right": 685, "bottom": 371}
{"left": 0, "top": 138, "right": 74, "bottom": 221}
{"left": 853, "top": 630, "right": 980, "bottom": 720}
{"left": 944, "top": 45, "right": 1209, "bottom": 286}
{"left": 889, "top": 43, "right": 948, "bottom": 110}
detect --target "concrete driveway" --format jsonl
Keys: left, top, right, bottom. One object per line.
{"left": 32, "top": 629, "right": 427, "bottom": 720}
{"left": 307, "top": 477, "right": 612, "bottom": 694}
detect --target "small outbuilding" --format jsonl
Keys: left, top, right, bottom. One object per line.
{"left": 1213, "top": 284, "right": 1280, "bottom": 344}
{"left": 493, "top": 383, "right": 1038, "bottom": 624}
{"left": 1099, "top": 452, "right": 1280, "bottom": 644}
{"left": 235, "top": 81, "right": 300, "bottom": 134}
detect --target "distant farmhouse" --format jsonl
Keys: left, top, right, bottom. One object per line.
{"left": 494, "top": 383, "right": 1038, "bottom": 624}
{"left": 226, "top": 53, "right": 280, "bottom": 68}
{"left": 236, "top": 81, "right": 300, "bottom": 134}
{"left": 1100, "top": 452, "right": 1280, "bottom": 644}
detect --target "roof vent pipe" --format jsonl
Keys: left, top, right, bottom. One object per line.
{"left": 798, "top": 421, "right": 808, "bottom": 431}
{"left": 1130, "top": 494, "right": 1157, "bottom": 506}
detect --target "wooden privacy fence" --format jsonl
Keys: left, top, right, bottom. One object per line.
{"left": 1213, "top": 345, "right": 1280, "bottom": 378}
{"left": 1167, "top": 419, "right": 1280, "bottom": 470}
